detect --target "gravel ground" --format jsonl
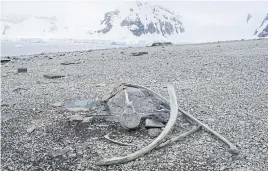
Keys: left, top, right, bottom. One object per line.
{"left": 1, "top": 39, "right": 268, "bottom": 171}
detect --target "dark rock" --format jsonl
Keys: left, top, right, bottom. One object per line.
{"left": 1, "top": 59, "right": 11, "bottom": 64}
{"left": 145, "top": 118, "right": 165, "bottom": 128}
{"left": 60, "top": 62, "right": 76, "bottom": 65}
{"left": 121, "top": 17, "right": 145, "bottom": 36}
{"left": 96, "top": 83, "right": 106, "bottom": 87}
{"left": 17, "top": 68, "right": 27, "bottom": 73}
{"left": 131, "top": 52, "right": 148, "bottom": 56}
{"left": 12, "top": 87, "right": 28, "bottom": 93}
{"left": 1, "top": 104, "right": 9, "bottom": 107}
{"left": 151, "top": 42, "right": 172, "bottom": 47}
{"left": 98, "top": 10, "right": 120, "bottom": 34}
{"left": 43, "top": 74, "right": 65, "bottom": 79}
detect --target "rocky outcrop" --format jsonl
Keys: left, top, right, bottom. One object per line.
{"left": 97, "top": 10, "right": 120, "bottom": 34}
{"left": 98, "top": 2, "right": 184, "bottom": 37}
{"left": 254, "top": 13, "right": 268, "bottom": 38}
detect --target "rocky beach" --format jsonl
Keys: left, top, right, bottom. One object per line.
{"left": 1, "top": 39, "right": 268, "bottom": 170}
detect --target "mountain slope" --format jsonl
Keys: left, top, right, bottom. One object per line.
{"left": 96, "top": 2, "right": 184, "bottom": 38}
{"left": 1, "top": 1, "right": 268, "bottom": 43}
{"left": 254, "top": 13, "right": 268, "bottom": 37}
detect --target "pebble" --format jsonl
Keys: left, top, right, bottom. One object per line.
{"left": 43, "top": 74, "right": 65, "bottom": 79}
{"left": 17, "top": 68, "right": 27, "bottom": 73}
{"left": 82, "top": 117, "right": 93, "bottom": 123}
{"left": 1, "top": 59, "right": 11, "bottom": 64}
{"left": 69, "top": 114, "right": 84, "bottom": 122}
{"left": 131, "top": 52, "right": 148, "bottom": 56}
{"left": 60, "top": 62, "right": 76, "bottom": 65}
{"left": 26, "top": 125, "right": 36, "bottom": 133}
{"left": 96, "top": 83, "right": 106, "bottom": 87}
{"left": 48, "top": 146, "right": 71, "bottom": 158}
{"left": 148, "top": 128, "right": 162, "bottom": 138}
{"left": 51, "top": 102, "right": 64, "bottom": 107}
{"left": 67, "top": 152, "right": 77, "bottom": 158}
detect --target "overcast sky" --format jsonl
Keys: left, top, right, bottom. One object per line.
{"left": 1, "top": 1, "right": 268, "bottom": 42}
{"left": 2, "top": 1, "right": 268, "bottom": 16}
{"left": 2, "top": 1, "right": 267, "bottom": 29}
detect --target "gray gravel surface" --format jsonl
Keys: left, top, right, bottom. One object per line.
{"left": 1, "top": 39, "right": 268, "bottom": 170}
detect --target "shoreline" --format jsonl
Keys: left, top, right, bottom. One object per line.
{"left": 1, "top": 37, "right": 266, "bottom": 58}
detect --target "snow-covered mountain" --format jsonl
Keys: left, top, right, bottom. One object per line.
{"left": 254, "top": 13, "right": 268, "bottom": 37}
{"left": 1, "top": 1, "right": 268, "bottom": 44}
{"left": 1, "top": 2, "right": 185, "bottom": 43}
{"left": 96, "top": 2, "right": 184, "bottom": 38}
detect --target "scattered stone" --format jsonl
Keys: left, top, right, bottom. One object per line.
{"left": 51, "top": 102, "right": 64, "bottom": 107}
{"left": 120, "top": 52, "right": 124, "bottom": 54}
{"left": 60, "top": 62, "right": 76, "bottom": 65}
{"left": 43, "top": 74, "right": 65, "bottom": 79}
{"left": 67, "top": 152, "right": 77, "bottom": 158}
{"left": 151, "top": 42, "right": 172, "bottom": 47}
{"left": 65, "top": 99, "right": 99, "bottom": 111}
{"left": 7, "top": 166, "right": 14, "bottom": 171}
{"left": 17, "top": 68, "right": 27, "bottom": 73}
{"left": 69, "top": 114, "right": 84, "bottom": 122}
{"left": 59, "top": 53, "right": 66, "bottom": 56}
{"left": 1, "top": 103, "right": 9, "bottom": 107}
{"left": 1, "top": 59, "right": 11, "bottom": 64}
{"left": 145, "top": 118, "right": 165, "bottom": 128}
{"left": 206, "top": 118, "right": 215, "bottom": 122}
{"left": 96, "top": 83, "right": 106, "bottom": 87}
{"left": 26, "top": 125, "right": 36, "bottom": 133}
{"left": 82, "top": 117, "right": 93, "bottom": 123}
{"left": 219, "top": 166, "right": 226, "bottom": 171}
{"left": 12, "top": 87, "right": 28, "bottom": 93}
{"left": 148, "top": 128, "right": 162, "bottom": 138}
{"left": 48, "top": 147, "right": 71, "bottom": 158}
{"left": 131, "top": 52, "right": 148, "bottom": 56}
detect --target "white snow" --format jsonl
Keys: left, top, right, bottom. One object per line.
{"left": 1, "top": 1, "right": 268, "bottom": 45}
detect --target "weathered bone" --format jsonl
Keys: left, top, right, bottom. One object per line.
{"left": 104, "top": 132, "right": 139, "bottom": 147}
{"left": 96, "top": 84, "right": 178, "bottom": 166}
{"left": 118, "top": 90, "right": 141, "bottom": 130}
{"left": 122, "top": 83, "right": 239, "bottom": 154}
{"left": 157, "top": 126, "right": 201, "bottom": 149}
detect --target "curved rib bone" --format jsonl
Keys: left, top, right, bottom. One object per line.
{"left": 104, "top": 132, "right": 139, "bottom": 147}
{"left": 122, "top": 83, "right": 239, "bottom": 155}
{"left": 96, "top": 84, "right": 179, "bottom": 166}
